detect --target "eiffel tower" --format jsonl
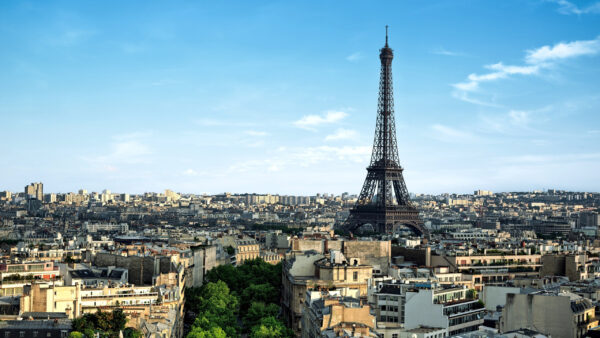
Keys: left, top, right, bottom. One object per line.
{"left": 344, "top": 27, "right": 427, "bottom": 236}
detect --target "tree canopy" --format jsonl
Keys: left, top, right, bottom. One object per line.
{"left": 71, "top": 308, "right": 141, "bottom": 338}
{"left": 186, "top": 258, "right": 291, "bottom": 337}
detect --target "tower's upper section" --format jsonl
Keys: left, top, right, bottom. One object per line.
{"left": 369, "top": 25, "right": 401, "bottom": 167}
{"left": 380, "top": 25, "right": 393, "bottom": 61}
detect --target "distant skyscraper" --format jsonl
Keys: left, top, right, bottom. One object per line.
{"left": 344, "top": 28, "right": 426, "bottom": 236}
{"left": 24, "top": 182, "right": 43, "bottom": 201}
{"left": 44, "top": 193, "right": 57, "bottom": 203}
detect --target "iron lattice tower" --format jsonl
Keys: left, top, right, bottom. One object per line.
{"left": 344, "top": 27, "right": 427, "bottom": 236}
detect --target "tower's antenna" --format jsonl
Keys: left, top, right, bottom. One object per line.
{"left": 385, "top": 25, "right": 389, "bottom": 46}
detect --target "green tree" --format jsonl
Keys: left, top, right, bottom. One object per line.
{"left": 240, "top": 283, "right": 278, "bottom": 311}
{"left": 112, "top": 308, "right": 127, "bottom": 332}
{"left": 243, "top": 302, "right": 279, "bottom": 331}
{"left": 250, "top": 317, "right": 293, "bottom": 338}
{"left": 189, "top": 258, "right": 291, "bottom": 337}
{"left": 68, "top": 332, "right": 84, "bottom": 338}
{"left": 72, "top": 314, "right": 94, "bottom": 333}
{"left": 71, "top": 309, "right": 129, "bottom": 337}
{"left": 204, "top": 264, "right": 243, "bottom": 293}
{"left": 188, "top": 281, "right": 240, "bottom": 337}
{"left": 83, "top": 328, "right": 95, "bottom": 338}
{"left": 123, "top": 327, "right": 143, "bottom": 338}
{"left": 187, "top": 326, "right": 227, "bottom": 338}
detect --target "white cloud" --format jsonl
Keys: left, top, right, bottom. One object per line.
{"left": 432, "top": 47, "right": 464, "bottom": 56}
{"left": 451, "top": 90, "right": 502, "bottom": 107}
{"left": 486, "top": 62, "right": 539, "bottom": 75}
{"left": 431, "top": 124, "right": 475, "bottom": 142}
{"left": 293, "top": 110, "right": 348, "bottom": 130}
{"left": 548, "top": 0, "right": 600, "bottom": 15}
{"left": 525, "top": 37, "right": 600, "bottom": 64}
{"left": 325, "top": 128, "right": 358, "bottom": 141}
{"left": 83, "top": 132, "right": 153, "bottom": 171}
{"left": 452, "top": 36, "right": 600, "bottom": 105}
{"left": 502, "top": 152, "right": 600, "bottom": 164}
{"left": 508, "top": 110, "right": 530, "bottom": 126}
{"left": 289, "top": 146, "right": 371, "bottom": 166}
{"left": 227, "top": 145, "right": 370, "bottom": 174}
{"left": 346, "top": 52, "right": 363, "bottom": 62}
{"left": 452, "top": 63, "right": 539, "bottom": 95}
{"left": 452, "top": 81, "right": 479, "bottom": 92}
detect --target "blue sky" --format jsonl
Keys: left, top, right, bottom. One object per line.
{"left": 1, "top": 0, "right": 599, "bottom": 195}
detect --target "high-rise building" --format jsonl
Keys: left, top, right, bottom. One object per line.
{"left": 24, "top": 182, "right": 43, "bottom": 201}
{"left": 44, "top": 193, "right": 56, "bottom": 203}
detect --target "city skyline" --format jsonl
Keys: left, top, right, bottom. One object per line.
{"left": 1, "top": 1, "right": 600, "bottom": 195}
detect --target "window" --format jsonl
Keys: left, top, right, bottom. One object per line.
{"left": 353, "top": 271, "right": 358, "bottom": 281}
{"left": 392, "top": 334, "right": 398, "bottom": 338}
{"left": 19, "top": 332, "right": 25, "bottom": 338}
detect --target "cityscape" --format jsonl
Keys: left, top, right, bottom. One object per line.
{"left": 1, "top": 1, "right": 600, "bottom": 338}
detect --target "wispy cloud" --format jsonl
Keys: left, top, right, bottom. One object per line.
{"left": 293, "top": 110, "right": 348, "bottom": 130}
{"left": 477, "top": 105, "right": 554, "bottom": 135}
{"left": 346, "top": 52, "right": 363, "bottom": 62}
{"left": 452, "top": 36, "right": 600, "bottom": 105}
{"left": 432, "top": 47, "right": 465, "bottom": 56}
{"left": 547, "top": 0, "right": 600, "bottom": 15}
{"left": 83, "top": 132, "right": 153, "bottom": 172}
{"left": 451, "top": 91, "right": 502, "bottom": 108}
{"left": 525, "top": 38, "right": 600, "bottom": 63}
{"left": 453, "top": 62, "right": 539, "bottom": 93}
{"left": 501, "top": 152, "right": 600, "bottom": 164}
{"left": 227, "top": 145, "right": 370, "bottom": 174}
{"left": 325, "top": 128, "right": 358, "bottom": 141}
{"left": 431, "top": 124, "right": 476, "bottom": 142}
{"left": 508, "top": 110, "right": 531, "bottom": 127}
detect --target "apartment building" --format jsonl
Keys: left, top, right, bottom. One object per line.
{"left": 0, "top": 261, "right": 60, "bottom": 282}
{"left": 302, "top": 288, "right": 377, "bottom": 338}
{"left": 282, "top": 252, "right": 373, "bottom": 334}
{"left": 500, "top": 292, "right": 597, "bottom": 338}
